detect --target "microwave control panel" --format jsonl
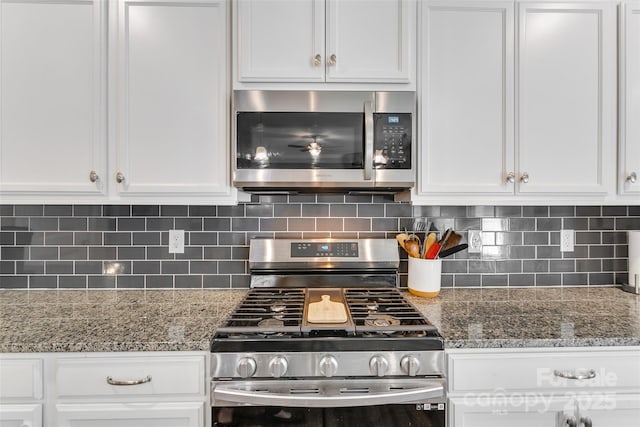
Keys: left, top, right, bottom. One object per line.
{"left": 374, "top": 113, "right": 412, "bottom": 169}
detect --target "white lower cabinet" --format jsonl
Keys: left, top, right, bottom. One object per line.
{"left": 56, "top": 402, "right": 203, "bottom": 427}
{"left": 52, "top": 352, "right": 209, "bottom": 427}
{"left": 0, "top": 357, "right": 44, "bottom": 427}
{"left": 1, "top": 352, "right": 209, "bottom": 427}
{"left": 0, "top": 404, "right": 42, "bottom": 427}
{"left": 446, "top": 347, "right": 640, "bottom": 427}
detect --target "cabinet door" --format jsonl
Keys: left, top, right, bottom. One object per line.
{"left": 620, "top": 0, "right": 640, "bottom": 196}
{"left": 0, "top": 404, "right": 42, "bottom": 427}
{"left": 516, "top": 1, "right": 616, "bottom": 195}
{"left": 579, "top": 394, "right": 640, "bottom": 426}
{"left": 449, "top": 396, "right": 566, "bottom": 427}
{"left": 56, "top": 402, "right": 203, "bottom": 427}
{"left": 0, "top": 0, "right": 107, "bottom": 200}
{"left": 235, "top": 0, "right": 325, "bottom": 82}
{"left": 0, "top": 358, "right": 43, "bottom": 400}
{"left": 418, "top": 1, "right": 514, "bottom": 195}
{"left": 326, "top": 0, "right": 414, "bottom": 83}
{"left": 112, "top": 0, "right": 233, "bottom": 202}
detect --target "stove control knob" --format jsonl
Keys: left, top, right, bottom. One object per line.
{"left": 236, "top": 357, "right": 257, "bottom": 378}
{"left": 369, "top": 355, "right": 389, "bottom": 377}
{"left": 400, "top": 355, "right": 421, "bottom": 377}
{"left": 269, "top": 356, "right": 288, "bottom": 378}
{"left": 318, "top": 355, "right": 339, "bottom": 377}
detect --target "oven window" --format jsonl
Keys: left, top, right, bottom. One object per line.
{"left": 213, "top": 405, "right": 445, "bottom": 426}
{"left": 236, "top": 112, "right": 364, "bottom": 169}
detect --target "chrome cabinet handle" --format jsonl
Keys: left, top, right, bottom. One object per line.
{"left": 327, "top": 54, "right": 337, "bottom": 65}
{"left": 553, "top": 369, "right": 596, "bottom": 380}
{"left": 89, "top": 171, "right": 99, "bottom": 183}
{"left": 116, "top": 172, "right": 125, "bottom": 183}
{"left": 506, "top": 172, "right": 515, "bottom": 183}
{"left": 106, "top": 374, "right": 151, "bottom": 386}
{"left": 580, "top": 416, "right": 592, "bottom": 427}
{"left": 313, "top": 54, "right": 322, "bottom": 66}
{"left": 627, "top": 172, "right": 637, "bottom": 183}
{"left": 520, "top": 172, "right": 529, "bottom": 183}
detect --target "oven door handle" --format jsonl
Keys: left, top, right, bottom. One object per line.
{"left": 212, "top": 382, "right": 444, "bottom": 408}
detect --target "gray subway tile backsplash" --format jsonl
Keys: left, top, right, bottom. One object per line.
{"left": 0, "top": 197, "right": 638, "bottom": 290}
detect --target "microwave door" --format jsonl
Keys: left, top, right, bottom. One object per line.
{"left": 236, "top": 112, "right": 365, "bottom": 170}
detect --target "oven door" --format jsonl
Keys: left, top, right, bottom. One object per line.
{"left": 212, "top": 378, "right": 446, "bottom": 426}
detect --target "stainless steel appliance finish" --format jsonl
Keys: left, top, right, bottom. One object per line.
{"left": 211, "top": 238, "right": 446, "bottom": 426}
{"left": 232, "top": 90, "right": 415, "bottom": 193}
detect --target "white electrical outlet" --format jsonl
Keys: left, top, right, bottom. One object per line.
{"left": 169, "top": 229, "right": 184, "bottom": 254}
{"left": 468, "top": 230, "right": 482, "bottom": 253}
{"left": 560, "top": 229, "right": 574, "bottom": 252}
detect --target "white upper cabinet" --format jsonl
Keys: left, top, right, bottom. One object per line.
{"left": 0, "top": 0, "right": 107, "bottom": 201}
{"left": 111, "top": 0, "right": 234, "bottom": 204}
{"left": 516, "top": 1, "right": 616, "bottom": 196}
{"left": 418, "top": 1, "right": 514, "bottom": 195}
{"left": 414, "top": 0, "right": 617, "bottom": 205}
{"left": 325, "top": 0, "right": 412, "bottom": 83}
{"left": 619, "top": 0, "right": 640, "bottom": 196}
{"left": 0, "top": 0, "right": 235, "bottom": 205}
{"left": 235, "top": 0, "right": 325, "bottom": 82}
{"left": 233, "top": 0, "right": 416, "bottom": 88}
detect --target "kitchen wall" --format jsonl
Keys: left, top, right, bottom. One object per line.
{"left": 1, "top": 196, "right": 638, "bottom": 290}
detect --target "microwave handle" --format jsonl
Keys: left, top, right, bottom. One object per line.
{"left": 364, "top": 101, "right": 374, "bottom": 181}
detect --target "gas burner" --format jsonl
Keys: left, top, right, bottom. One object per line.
{"left": 270, "top": 303, "right": 287, "bottom": 314}
{"left": 364, "top": 314, "right": 400, "bottom": 328}
{"left": 258, "top": 318, "right": 285, "bottom": 329}
{"left": 365, "top": 301, "right": 379, "bottom": 312}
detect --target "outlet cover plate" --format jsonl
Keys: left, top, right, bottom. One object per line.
{"left": 468, "top": 230, "right": 482, "bottom": 253}
{"left": 560, "top": 229, "right": 574, "bottom": 252}
{"left": 169, "top": 229, "right": 185, "bottom": 253}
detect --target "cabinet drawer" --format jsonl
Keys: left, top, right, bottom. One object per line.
{"left": 56, "top": 354, "right": 205, "bottom": 398}
{"left": 0, "top": 358, "right": 43, "bottom": 399}
{"left": 448, "top": 348, "right": 640, "bottom": 393}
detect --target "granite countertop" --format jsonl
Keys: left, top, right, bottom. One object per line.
{"left": 1, "top": 287, "right": 639, "bottom": 353}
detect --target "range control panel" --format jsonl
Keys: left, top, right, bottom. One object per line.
{"left": 291, "top": 242, "right": 359, "bottom": 258}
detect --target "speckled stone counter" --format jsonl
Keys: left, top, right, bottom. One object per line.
{"left": 406, "top": 286, "right": 640, "bottom": 348}
{"left": 0, "top": 289, "right": 245, "bottom": 352}
{"left": 1, "top": 287, "right": 639, "bottom": 353}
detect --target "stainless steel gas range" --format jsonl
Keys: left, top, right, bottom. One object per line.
{"left": 211, "top": 239, "right": 446, "bottom": 427}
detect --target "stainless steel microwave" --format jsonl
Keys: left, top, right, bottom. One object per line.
{"left": 232, "top": 90, "right": 415, "bottom": 193}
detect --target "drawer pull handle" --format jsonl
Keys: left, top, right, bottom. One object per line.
{"left": 553, "top": 369, "right": 596, "bottom": 380}
{"left": 106, "top": 375, "right": 152, "bottom": 386}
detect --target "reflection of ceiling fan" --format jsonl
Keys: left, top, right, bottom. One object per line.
{"left": 287, "top": 135, "right": 328, "bottom": 154}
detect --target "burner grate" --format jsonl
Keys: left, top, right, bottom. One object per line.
{"left": 345, "top": 288, "right": 438, "bottom": 334}
{"left": 216, "top": 289, "right": 305, "bottom": 335}
{"left": 215, "top": 288, "right": 438, "bottom": 338}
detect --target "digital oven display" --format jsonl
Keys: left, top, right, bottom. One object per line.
{"left": 291, "top": 242, "right": 358, "bottom": 257}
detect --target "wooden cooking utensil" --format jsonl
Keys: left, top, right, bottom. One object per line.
{"left": 422, "top": 232, "right": 437, "bottom": 258}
